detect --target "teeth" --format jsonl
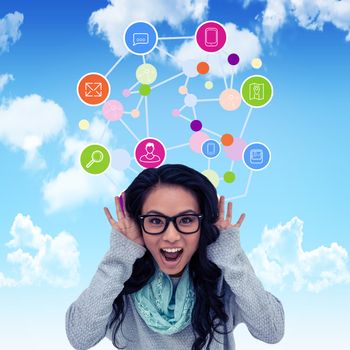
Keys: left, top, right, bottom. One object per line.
{"left": 161, "top": 248, "right": 183, "bottom": 253}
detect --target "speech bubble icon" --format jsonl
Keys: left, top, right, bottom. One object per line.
{"left": 133, "top": 32, "right": 149, "bottom": 46}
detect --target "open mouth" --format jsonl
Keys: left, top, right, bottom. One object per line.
{"left": 160, "top": 248, "right": 184, "bottom": 264}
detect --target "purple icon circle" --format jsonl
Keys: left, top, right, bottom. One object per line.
{"left": 228, "top": 53, "right": 240, "bottom": 65}
{"left": 190, "top": 120, "right": 202, "bottom": 132}
{"left": 195, "top": 21, "right": 227, "bottom": 53}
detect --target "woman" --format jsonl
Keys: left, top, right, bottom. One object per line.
{"left": 65, "top": 164, "right": 284, "bottom": 349}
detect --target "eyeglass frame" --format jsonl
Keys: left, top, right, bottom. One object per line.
{"left": 138, "top": 213, "right": 204, "bottom": 235}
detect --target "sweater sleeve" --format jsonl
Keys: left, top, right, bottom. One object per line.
{"left": 207, "top": 226, "right": 285, "bottom": 344}
{"left": 65, "top": 228, "right": 147, "bottom": 350}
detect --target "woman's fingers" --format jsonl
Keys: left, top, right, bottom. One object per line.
{"left": 235, "top": 213, "right": 246, "bottom": 228}
{"left": 104, "top": 207, "right": 117, "bottom": 226}
{"left": 218, "top": 195, "right": 225, "bottom": 221}
{"left": 226, "top": 201, "right": 233, "bottom": 223}
{"left": 114, "top": 196, "right": 124, "bottom": 221}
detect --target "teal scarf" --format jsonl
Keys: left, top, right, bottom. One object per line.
{"left": 131, "top": 264, "right": 195, "bottom": 335}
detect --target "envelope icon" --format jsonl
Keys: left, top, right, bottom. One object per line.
{"left": 85, "top": 82, "right": 103, "bottom": 97}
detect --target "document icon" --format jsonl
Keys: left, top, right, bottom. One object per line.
{"left": 85, "top": 82, "right": 103, "bottom": 98}
{"left": 249, "top": 83, "right": 264, "bottom": 101}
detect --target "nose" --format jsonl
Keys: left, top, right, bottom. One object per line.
{"left": 162, "top": 221, "right": 181, "bottom": 242}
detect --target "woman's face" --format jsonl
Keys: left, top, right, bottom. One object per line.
{"left": 141, "top": 184, "right": 201, "bottom": 277}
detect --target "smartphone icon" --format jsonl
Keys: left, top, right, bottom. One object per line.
{"left": 205, "top": 28, "right": 218, "bottom": 47}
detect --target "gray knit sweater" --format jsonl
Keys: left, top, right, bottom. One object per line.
{"left": 65, "top": 226, "right": 285, "bottom": 349}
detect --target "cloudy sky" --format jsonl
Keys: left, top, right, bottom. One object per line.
{"left": 1, "top": 0, "right": 350, "bottom": 349}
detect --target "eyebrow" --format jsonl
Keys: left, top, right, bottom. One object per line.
{"left": 145, "top": 209, "right": 198, "bottom": 215}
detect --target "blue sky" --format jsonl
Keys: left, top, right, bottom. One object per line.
{"left": 1, "top": 0, "right": 350, "bottom": 349}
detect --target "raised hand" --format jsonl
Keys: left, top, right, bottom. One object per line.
{"left": 214, "top": 195, "right": 246, "bottom": 231}
{"left": 103, "top": 192, "right": 145, "bottom": 247}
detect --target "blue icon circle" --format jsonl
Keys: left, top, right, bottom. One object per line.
{"left": 242, "top": 142, "right": 271, "bottom": 171}
{"left": 201, "top": 139, "right": 221, "bottom": 159}
{"left": 123, "top": 21, "right": 158, "bottom": 55}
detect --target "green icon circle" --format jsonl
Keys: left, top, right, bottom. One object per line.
{"left": 80, "top": 144, "right": 111, "bottom": 175}
{"left": 139, "top": 84, "right": 152, "bottom": 96}
{"left": 223, "top": 171, "right": 236, "bottom": 183}
{"left": 240, "top": 75, "right": 273, "bottom": 108}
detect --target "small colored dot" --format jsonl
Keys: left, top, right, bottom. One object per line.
{"left": 184, "top": 94, "right": 197, "bottom": 107}
{"left": 197, "top": 61, "right": 209, "bottom": 74}
{"left": 139, "top": 84, "right": 151, "bottom": 96}
{"left": 251, "top": 58, "right": 262, "bottom": 69}
{"left": 190, "top": 120, "right": 202, "bottom": 132}
{"left": 228, "top": 53, "right": 240, "bottom": 65}
{"left": 122, "top": 89, "right": 131, "bottom": 97}
{"left": 178, "top": 85, "right": 188, "bottom": 95}
{"left": 172, "top": 109, "right": 181, "bottom": 117}
{"left": 204, "top": 81, "right": 213, "bottom": 89}
{"left": 79, "top": 119, "right": 89, "bottom": 130}
{"left": 224, "top": 171, "right": 236, "bottom": 183}
{"left": 131, "top": 109, "right": 140, "bottom": 118}
{"left": 221, "top": 133, "right": 234, "bottom": 146}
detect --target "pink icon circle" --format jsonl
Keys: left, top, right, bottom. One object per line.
{"left": 134, "top": 137, "right": 166, "bottom": 169}
{"left": 224, "top": 137, "right": 247, "bottom": 160}
{"left": 102, "top": 100, "right": 124, "bottom": 121}
{"left": 172, "top": 108, "right": 181, "bottom": 117}
{"left": 122, "top": 89, "right": 131, "bottom": 97}
{"left": 195, "top": 21, "right": 227, "bottom": 53}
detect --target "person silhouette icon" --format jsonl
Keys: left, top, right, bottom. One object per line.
{"left": 139, "top": 142, "right": 161, "bottom": 163}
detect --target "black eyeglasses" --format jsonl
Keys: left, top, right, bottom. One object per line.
{"left": 138, "top": 213, "right": 203, "bottom": 235}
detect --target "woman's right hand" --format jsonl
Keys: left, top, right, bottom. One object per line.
{"left": 104, "top": 192, "right": 145, "bottom": 247}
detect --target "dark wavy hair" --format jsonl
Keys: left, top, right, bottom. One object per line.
{"left": 109, "top": 164, "right": 231, "bottom": 349}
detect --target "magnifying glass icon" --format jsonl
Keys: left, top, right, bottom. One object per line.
{"left": 86, "top": 150, "right": 104, "bottom": 168}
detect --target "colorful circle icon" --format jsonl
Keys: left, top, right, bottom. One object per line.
{"left": 80, "top": 144, "right": 111, "bottom": 175}
{"left": 195, "top": 21, "right": 227, "bottom": 53}
{"left": 201, "top": 139, "right": 221, "bottom": 159}
{"left": 242, "top": 142, "right": 271, "bottom": 171}
{"left": 77, "top": 72, "right": 110, "bottom": 106}
{"left": 124, "top": 21, "right": 158, "bottom": 55}
{"left": 241, "top": 75, "right": 273, "bottom": 108}
{"left": 134, "top": 137, "right": 166, "bottom": 169}
{"left": 136, "top": 63, "right": 157, "bottom": 84}
{"left": 102, "top": 100, "right": 124, "bottom": 121}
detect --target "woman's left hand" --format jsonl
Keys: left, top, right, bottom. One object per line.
{"left": 214, "top": 195, "right": 246, "bottom": 230}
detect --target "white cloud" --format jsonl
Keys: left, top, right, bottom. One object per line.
{"left": 88, "top": 0, "right": 208, "bottom": 56}
{"left": 0, "top": 73, "right": 14, "bottom": 91}
{"left": 0, "top": 11, "right": 24, "bottom": 53}
{"left": 173, "top": 22, "right": 261, "bottom": 78}
{"left": 249, "top": 216, "right": 350, "bottom": 293}
{"left": 0, "top": 213, "right": 79, "bottom": 288}
{"left": 249, "top": 0, "right": 350, "bottom": 42}
{"left": 42, "top": 117, "right": 128, "bottom": 213}
{"left": 0, "top": 94, "right": 66, "bottom": 168}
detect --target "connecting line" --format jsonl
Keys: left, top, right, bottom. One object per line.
{"left": 230, "top": 73, "right": 234, "bottom": 89}
{"left": 136, "top": 95, "right": 144, "bottom": 110}
{"left": 128, "top": 166, "right": 138, "bottom": 174}
{"left": 145, "top": 96, "right": 150, "bottom": 137}
{"left": 240, "top": 107, "right": 253, "bottom": 138}
{"left": 166, "top": 143, "right": 190, "bottom": 151}
{"left": 226, "top": 170, "right": 253, "bottom": 201}
{"left": 201, "top": 127, "right": 221, "bottom": 138}
{"left": 184, "top": 76, "right": 190, "bottom": 87}
{"left": 179, "top": 114, "right": 192, "bottom": 122}
{"left": 152, "top": 72, "right": 184, "bottom": 90}
{"left": 156, "top": 45, "right": 176, "bottom": 60}
{"left": 197, "top": 98, "right": 219, "bottom": 102}
{"left": 158, "top": 36, "right": 194, "bottom": 40}
{"left": 129, "top": 81, "right": 139, "bottom": 91}
{"left": 105, "top": 54, "right": 127, "bottom": 77}
{"left": 104, "top": 172, "right": 118, "bottom": 188}
{"left": 99, "top": 120, "right": 110, "bottom": 143}
{"left": 179, "top": 104, "right": 186, "bottom": 112}
{"left": 120, "top": 119, "right": 140, "bottom": 141}
{"left": 142, "top": 55, "right": 146, "bottom": 64}
{"left": 130, "top": 90, "right": 139, "bottom": 95}
{"left": 230, "top": 160, "right": 235, "bottom": 171}
{"left": 208, "top": 158, "right": 211, "bottom": 169}
{"left": 192, "top": 106, "right": 197, "bottom": 119}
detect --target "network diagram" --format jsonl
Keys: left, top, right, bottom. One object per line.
{"left": 77, "top": 21, "right": 274, "bottom": 201}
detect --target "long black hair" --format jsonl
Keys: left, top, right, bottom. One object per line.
{"left": 109, "top": 164, "right": 230, "bottom": 349}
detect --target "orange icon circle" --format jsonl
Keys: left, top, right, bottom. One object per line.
{"left": 197, "top": 61, "right": 209, "bottom": 75}
{"left": 77, "top": 72, "right": 110, "bottom": 106}
{"left": 221, "top": 133, "right": 234, "bottom": 146}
